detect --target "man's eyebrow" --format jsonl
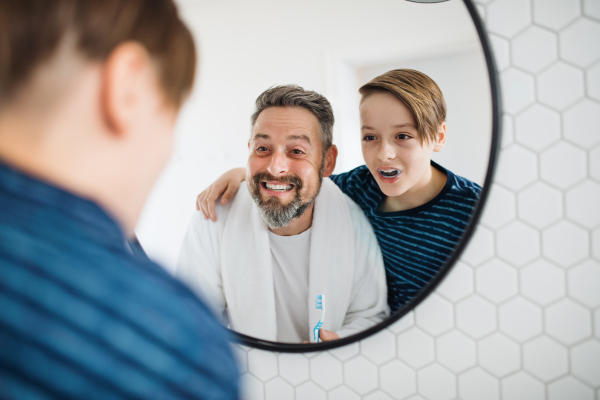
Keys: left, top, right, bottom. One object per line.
{"left": 253, "top": 133, "right": 270, "bottom": 140}
{"left": 287, "top": 134, "right": 311, "bottom": 144}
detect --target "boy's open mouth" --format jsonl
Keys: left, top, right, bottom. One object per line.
{"left": 378, "top": 168, "right": 401, "bottom": 178}
{"left": 261, "top": 181, "right": 295, "bottom": 192}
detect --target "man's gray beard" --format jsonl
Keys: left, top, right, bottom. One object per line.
{"left": 249, "top": 169, "right": 323, "bottom": 230}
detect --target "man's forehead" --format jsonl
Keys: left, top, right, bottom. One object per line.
{"left": 252, "top": 107, "right": 320, "bottom": 140}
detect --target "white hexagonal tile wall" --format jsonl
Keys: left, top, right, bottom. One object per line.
{"left": 436, "top": 331, "right": 476, "bottom": 373}
{"left": 495, "top": 145, "right": 538, "bottom": 191}
{"left": 309, "top": 352, "right": 343, "bottom": 390}
{"left": 584, "top": 0, "right": 600, "bottom": 20}
{"left": 481, "top": 184, "right": 516, "bottom": 229}
{"left": 247, "top": 350, "right": 278, "bottom": 382}
{"left": 458, "top": 368, "right": 499, "bottom": 400}
{"left": 542, "top": 221, "right": 589, "bottom": 267}
{"left": 232, "top": 345, "right": 249, "bottom": 374}
{"left": 571, "top": 339, "right": 600, "bottom": 387}
{"left": 497, "top": 221, "right": 540, "bottom": 266}
{"left": 569, "top": 260, "right": 600, "bottom": 307}
{"left": 538, "top": 62, "right": 585, "bottom": 110}
{"left": 501, "top": 372, "right": 545, "bottom": 400}
{"left": 595, "top": 309, "right": 600, "bottom": 338}
{"left": 360, "top": 330, "right": 395, "bottom": 366}
{"left": 512, "top": 27, "right": 557, "bottom": 73}
{"left": 499, "top": 297, "right": 543, "bottom": 341}
{"left": 461, "top": 226, "right": 495, "bottom": 266}
{"left": 500, "top": 68, "right": 536, "bottom": 114}
{"left": 545, "top": 298, "right": 592, "bottom": 345}
{"left": 329, "top": 342, "right": 359, "bottom": 362}
{"left": 364, "top": 391, "right": 393, "bottom": 400}
{"left": 396, "top": 327, "right": 435, "bottom": 369}
{"left": 502, "top": 114, "right": 515, "bottom": 149}
{"left": 344, "top": 356, "right": 378, "bottom": 396}
{"left": 278, "top": 353, "right": 309, "bottom": 386}
{"left": 533, "top": 0, "right": 581, "bottom": 30}
{"left": 564, "top": 100, "right": 600, "bottom": 148}
{"left": 517, "top": 182, "right": 563, "bottom": 229}
{"left": 540, "top": 141, "right": 587, "bottom": 189}
{"left": 264, "top": 377, "right": 293, "bottom": 400}
{"left": 523, "top": 336, "right": 569, "bottom": 381}
{"left": 436, "top": 262, "right": 474, "bottom": 302}
{"left": 417, "top": 364, "right": 456, "bottom": 400}
{"left": 456, "top": 295, "right": 497, "bottom": 339}
{"left": 515, "top": 104, "right": 561, "bottom": 152}
{"left": 241, "top": 373, "right": 264, "bottom": 400}
{"left": 296, "top": 382, "right": 326, "bottom": 400}
{"left": 328, "top": 386, "right": 360, "bottom": 400}
{"left": 415, "top": 294, "right": 453, "bottom": 336}
{"left": 521, "top": 259, "right": 566, "bottom": 306}
{"left": 588, "top": 62, "right": 600, "bottom": 102}
{"left": 591, "top": 146, "right": 600, "bottom": 182}
{"left": 560, "top": 19, "right": 600, "bottom": 68}
{"left": 487, "top": 0, "right": 531, "bottom": 38}
{"left": 387, "top": 311, "right": 414, "bottom": 335}
{"left": 489, "top": 34, "right": 510, "bottom": 71}
{"left": 566, "top": 180, "right": 600, "bottom": 229}
{"left": 547, "top": 376, "right": 594, "bottom": 400}
{"left": 380, "top": 360, "right": 416, "bottom": 399}
{"left": 593, "top": 228, "right": 600, "bottom": 261}
{"left": 478, "top": 333, "right": 521, "bottom": 378}
{"left": 476, "top": 259, "right": 518, "bottom": 303}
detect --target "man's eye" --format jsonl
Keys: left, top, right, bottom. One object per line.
{"left": 256, "top": 146, "right": 269, "bottom": 152}
{"left": 291, "top": 149, "right": 304, "bottom": 155}
{"left": 363, "top": 135, "right": 376, "bottom": 142}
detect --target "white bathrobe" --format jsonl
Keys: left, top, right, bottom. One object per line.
{"left": 176, "top": 178, "right": 389, "bottom": 342}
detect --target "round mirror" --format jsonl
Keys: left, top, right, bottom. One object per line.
{"left": 135, "top": 0, "right": 501, "bottom": 351}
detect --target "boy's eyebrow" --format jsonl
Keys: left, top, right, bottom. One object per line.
{"left": 361, "top": 123, "right": 417, "bottom": 130}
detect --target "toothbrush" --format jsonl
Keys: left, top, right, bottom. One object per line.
{"left": 313, "top": 294, "right": 326, "bottom": 343}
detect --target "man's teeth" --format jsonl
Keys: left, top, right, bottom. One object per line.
{"left": 265, "top": 183, "right": 293, "bottom": 191}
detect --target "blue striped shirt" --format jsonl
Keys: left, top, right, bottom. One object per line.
{"left": 330, "top": 162, "right": 481, "bottom": 312}
{"left": 0, "top": 161, "right": 240, "bottom": 400}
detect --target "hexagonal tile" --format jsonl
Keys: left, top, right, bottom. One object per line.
{"left": 497, "top": 221, "right": 540, "bottom": 267}
{"left": 364, "top": 391, "right": 393, "bottom": 400}
{"left": 513, "top": 27, "right": 558, "bottom": 73}
{"left": 517, "top": 182, "right": 563, "bottom": 229}
{"left": 458, "top": 368, "right": 499, "bottom": 400}
{"left": 567, "top": 180, "right": 600, "bottom": 229}
{"left": 533, "top": 0, "right": 581, "bottom": 30}
{"left": 478, "top": 333, "right": 521, "bottom": 378}
{"left": 456, "top": 295, "right": 497, "bottom": 339}
{"left": 343, "top": 356, "right": 378, "bottom": 395}
{"left": 476, "top": 259, "right": 518, "bottom": 303}
{"left": 436, "top": 262, "right": 474, "bottom": 302}
{"left": 593, "top": 228, "right": 600, "bottom": 261}
{"left": 591, "top": 146, "right": 600, "bottom": 182}
{"left": 585, "top": 0, "right": 600, "bottom": 20}
{"left": 329, "top": 342, "right": 359, "bottom": 362}
{"left": 461, "top": 226, "right": 495, "bottom": 266}
{"left": 487, "top": 0, "right": 531, "bottom": 38}
{"left": 232, "top": 345, "right": 248, "bottom": 374}
{"left": 480, "top": 184, "right": 516, "bottom": 229}
{"left": 436, "top": 331, "right": 476, "bottom": 373}
{"left": 417, "top": 364, "right": 456, "bottom": 400}
{"left": 499, "top": 297, "right": 543, "bottom": 341}
{"left": 387, "top": 311, "right": 414, "bottom": 335}
{"left": 396, "top": 327, "right": 434, "bottom": 369}
{"left": 502, "top": 114, "right": 514, "bottom": 149}
{"left": 564, "top": 100, "right": 600, "bottom": 148}
{"left": 538, "top": 62, "right": 585, "bottom": 110}
{"left": 495, "top": 145, "right": 537, "bottom": 191}
{"left": 490, "top": 34, "right": 510, "bottom": 71}
{"left": 571, "top": 339, "right": 600, "bottom": 387}
{"left": 415, "top": 294, "right": 453, "bottom": 336}
{"left": 405, "top": 396, "right": 426, "bottom": 400}
{"left": 543, "top": 221, "right": 589, "bottom": 267}
{"left": 548, "top": 376, "right": 594, "bottom": 400}
{"left": 247, "top": 349, "right": 278, "bottom": 382}
{"left": 501, "top": 372, "right": 545, "bottom": 400}
{"left": 540, "top": 141, "right": 587, "bottom": 190}
{"left": 278, "top": 353, "right": 309, "bottom": 386}
{"left": 546, "top": 298, "right": 592, "bottom": 345}
{"left": 309, "top": 352, "right": 343, "bottom": 390}
{"left": 560, "top": 19, "right": 600, "bottom": 68}
{"left": 523, "top": 336, "right": 568, "bottom": 382}
{"left": 569, "top": 260, "right": 600, "bottom": 307}
{"left": 380, "top": 360, "right": 416, "bottom": 399}
{"left": 328, "top": 386, "right": 360, "bottom": 400}
{"left": 500, "top": 68, "right": 536, "bottom": 114}
{"left": 241, "top": 373, "right": 264, "bottom": 400}
{"left": 521, "top": 259, "right": 566, "bottom": 306}
{"left": 296, "top": 382, "right": 326, "bottom": 400}
{"left": 595, "top": 309, "right": 600, "bottom": 338}
{"left": 588, "top": 62, "right": 600, "bottom": 102}
{"left": 360, "top": 329, "right": 395, "bottom": 366}
{"left": 265, "top": 377, "right": 294, "bottom": 400}
{"left": 515, "top": 104, "right": 561, "bottom": 151}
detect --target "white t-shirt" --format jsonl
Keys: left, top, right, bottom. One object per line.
{"left": 268, "top": 228, "right": 311, "bottom": 343}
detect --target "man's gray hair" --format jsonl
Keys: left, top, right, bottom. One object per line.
{"left": 250, "top": 85, "right": 334, "bottom": 155}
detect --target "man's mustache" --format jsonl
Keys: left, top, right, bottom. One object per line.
{"left": 252, "top": 171, "right": 303, "bottom": 189}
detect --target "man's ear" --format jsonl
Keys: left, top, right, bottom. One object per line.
{"left": 433, "top": 122, "right": 447, "bottom": 152}
{"left": 100, "top": 42, "right": 152, "bottom": 137}
{"left": 322, "top": 144, "right": 338, "bottom": 177}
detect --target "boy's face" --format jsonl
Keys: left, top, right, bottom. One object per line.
{"left": 360, "top": 91, "right": 446, "bottom": 198}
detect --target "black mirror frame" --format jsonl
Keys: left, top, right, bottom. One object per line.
{"left": 132, "top": 0, "right": 502, "bottom": 353}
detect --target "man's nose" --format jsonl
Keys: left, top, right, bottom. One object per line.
{"left": 377, "top": 141, "right": 395, "bottom": 162}
{"left": 267, "top": 150, "right": 289, "bottom": 176}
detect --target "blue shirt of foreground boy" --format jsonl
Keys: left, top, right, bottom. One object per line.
{"left": 0, "top": 162, "right": 240, "bottom": 400}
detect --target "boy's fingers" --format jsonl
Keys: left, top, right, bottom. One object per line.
{"left": 319, "top": 329, "right": 340, "bottom": 342}
{"left": 221, "top": 184, "right": 237, "bottom": 205}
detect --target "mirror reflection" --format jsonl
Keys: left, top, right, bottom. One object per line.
{"left": 137, "top": 0, "right": 492, "bottom": 344}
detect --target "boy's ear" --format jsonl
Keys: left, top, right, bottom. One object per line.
{"left": 433, "top": 122, "right": 447, "bottom": 152}
{"left": 322, "top": 144, "right": 338, "bottom": 177}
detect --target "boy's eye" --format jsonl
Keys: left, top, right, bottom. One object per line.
{"left": 363, "top": 135, "right": 376, "bottom": 142}
{"left": 396, "top": 134, "right": 411, "bottom": 140}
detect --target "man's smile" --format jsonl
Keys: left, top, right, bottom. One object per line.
{"left": 261, "top": 181, "right": 296, "bottom": 192}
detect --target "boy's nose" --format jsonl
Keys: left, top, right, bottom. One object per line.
{"left": 267, "top": 150, "right": 289, "bottom": 176}
{"left": 377, "top": 142, "right": 395, "bottom": 162}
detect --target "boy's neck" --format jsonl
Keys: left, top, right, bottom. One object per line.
{"left": 380, "top": 164, "right": 447, "bottom": 213}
